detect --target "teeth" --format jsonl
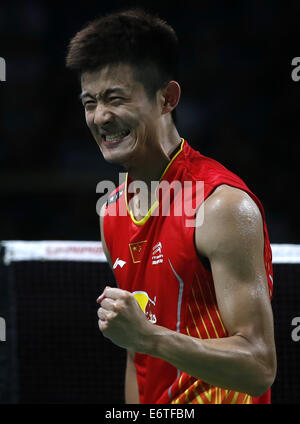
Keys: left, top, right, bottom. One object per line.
{"left": 105, "top": 130, "right": 130, "bottom": 141}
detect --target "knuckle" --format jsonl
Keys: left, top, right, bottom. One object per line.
{"left": 101, "top": 298, "right": 109, "bottom": 307}
{"left": 121, "top": 291, "right": 131, "bottom": 302}
{"left": 110, "top": 301, "right": 118, "bottom": 312}
{"left": 124, "top": 290, "right": 132, "bottom": 298}
{"left": 108, "top": 310, "right": 117, "bottom": 320}
{"left": 113, "top": 302, "right": 122, "bottom": 313}
{"left": 98, "top": 320, "right": 105, "bottom": 331}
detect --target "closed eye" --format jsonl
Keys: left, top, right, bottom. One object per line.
{"left": 109, "top": 97, "right": 124, "bottom": 104}
{"left": 83, "top": 101, "right": 96, "bottom": 109}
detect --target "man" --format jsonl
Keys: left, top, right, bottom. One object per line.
{"left": 66, "top": 8, "right": 276, "bottom": 404}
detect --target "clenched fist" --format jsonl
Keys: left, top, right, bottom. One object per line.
{"left": 96, "top": 286, "right": 154, "bottom": 352}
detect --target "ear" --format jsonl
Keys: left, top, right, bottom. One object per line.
{"left": 160, "top": 81, "right": 181, "bottom": 115}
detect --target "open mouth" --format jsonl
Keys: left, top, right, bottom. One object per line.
{"left": 102, "top": 129, "right": 131, "bottom": 145}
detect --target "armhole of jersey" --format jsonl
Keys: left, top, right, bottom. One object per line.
{"left": 102, "top": 183, "right": 125, "bottom": 256}
{"left": 101, "top": 206, "right": 111, "bottom": 263}
{"left": 191, "top": 182, "right": 219, "bottom": 272}
{"left": 191, "top": 182, "right": 264, "bottom": 273}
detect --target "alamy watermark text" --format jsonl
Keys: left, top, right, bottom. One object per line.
{"left": 96, "top": 173, "right": 205, "bottom": 228}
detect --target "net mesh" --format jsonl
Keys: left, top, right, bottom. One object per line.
{"left": 10, "top": 259, "right": 125, "bottom": 403}
{"left": 1, "top": 241, "right": 299, "bottom": 404}
{"left": 271, "top": 263, "right": 300, "bottom": 404}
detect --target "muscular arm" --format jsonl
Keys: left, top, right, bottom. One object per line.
{"left": 98, "top": 186, "right": 277, "bottom": 397}
{"left": 143, "top": 185, "right": 277, "bottom": 396}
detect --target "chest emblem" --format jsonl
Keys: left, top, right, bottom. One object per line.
{"left": 129, "top": 240, "right": 147, "bottom": 263}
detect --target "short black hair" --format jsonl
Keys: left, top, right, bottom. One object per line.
{"left": 66, "top": 8, "right": 179, "bottom": 122}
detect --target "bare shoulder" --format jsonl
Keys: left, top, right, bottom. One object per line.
{"left": 203, "top": 184, "right": 262, "bottom": 223}
{"left": 195, "top": 184, "right": 264, "bottom": 259}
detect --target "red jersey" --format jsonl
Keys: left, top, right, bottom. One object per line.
{"left": 103, "top": 139, "right": 273, "bottom": 404}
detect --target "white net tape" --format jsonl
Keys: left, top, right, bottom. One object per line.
{"left": 270, "top": 244, "right": 300, "bottom": 264}
{"left": 1, "top": 241, "right": 300, "bottom": 265}
{"left": 1, "top": 241, "right": 106, "bottom": 265}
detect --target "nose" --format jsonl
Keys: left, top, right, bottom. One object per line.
{"left": 93, "top": 103, "right": 113, "bottom": 128}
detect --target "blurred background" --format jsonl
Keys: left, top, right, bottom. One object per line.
{"left": 0, "top": 0, "right": 299, "bottom": 244}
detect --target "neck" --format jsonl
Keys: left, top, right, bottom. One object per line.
{"left": 124, "top": 122, "right": 182, "bottom": 221}
{"left": 125, "top": 124, "right": 182, "bottom": 186}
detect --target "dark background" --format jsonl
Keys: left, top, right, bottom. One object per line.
{"left": 0, "top": 0, "right": 299, "bottom": 243}
{"left": 1, "top": 0, "right": 300, "bottom": 407}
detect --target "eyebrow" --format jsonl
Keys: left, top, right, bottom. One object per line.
{"left": 79, "top": 87, "right": 127, "bottom": 101}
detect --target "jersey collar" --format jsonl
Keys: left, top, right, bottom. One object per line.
{"left": 125, "top": 138, "right": 186, "bottom": 226}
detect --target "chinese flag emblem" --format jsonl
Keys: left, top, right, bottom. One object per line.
{"left": 129, "top": 240, "right": 147, "bottom": 263}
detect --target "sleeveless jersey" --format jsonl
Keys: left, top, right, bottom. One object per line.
{"left": 103, "top": 139, "right": 274, "bottom": 404}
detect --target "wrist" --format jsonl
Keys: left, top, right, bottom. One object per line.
{"left": 135, "top": 322, "right": 173, "bottom": 358}
{"left": 134, "top": 321, "right": 163, "bottom": 355}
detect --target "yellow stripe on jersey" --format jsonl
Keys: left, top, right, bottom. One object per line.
{"left": 191, "top": 287, "right": 210, "bottom": 338}
{"left": 187, "top": 304, "right": 202, "bottom": 339}
{"left": 202, "top": 276, "right": 227, "bottom": 335}
{"left": 195, "top": 273, "right": 220, "bottom": 338}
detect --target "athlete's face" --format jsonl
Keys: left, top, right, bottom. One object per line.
{"left": 80, "top": 63, "right": 163, "bottom": 166}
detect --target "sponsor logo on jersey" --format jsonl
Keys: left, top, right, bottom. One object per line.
{"left": 152, "top": 242, "right": 164, "bottom": 265}
{"left": 106, "top": 189, "right": 124, "bottom": 206}
{"left": 133, "top": 291, "right": 157, "bottom": 324}
{"left": 113, "top": 258, "right": 126, "bottom": 269}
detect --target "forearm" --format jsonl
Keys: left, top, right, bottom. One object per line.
{"left": 142, "top": 325, "right": 272, "bottom": 397}
{"left": 98, "top": 287, "right": 275, "bottom": 397}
